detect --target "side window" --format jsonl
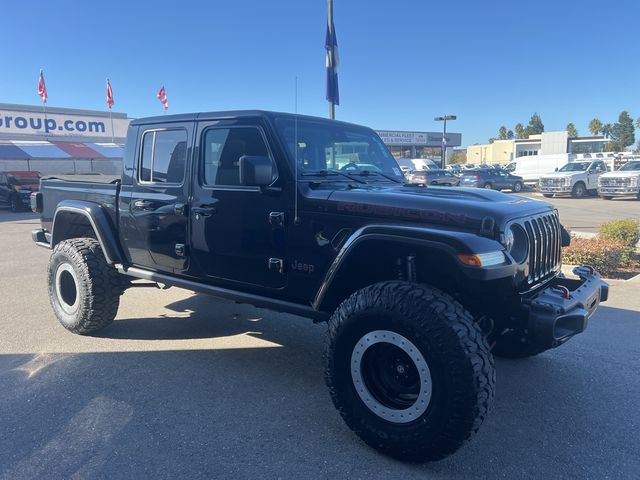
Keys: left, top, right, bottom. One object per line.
{"left": 202, "top": 127, "right": 270, "bottom": 186}
{"left": 138, "top": 129, "right": 187, "bottom": 184}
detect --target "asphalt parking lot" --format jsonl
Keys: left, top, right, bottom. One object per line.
{"left": 517, "top": 191, "right": 640, "bottom": 233}
{"left": 0, "top": 208, "right": 639, "bottom": 479}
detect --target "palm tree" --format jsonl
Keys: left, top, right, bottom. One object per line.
{"left": 588, "top": 118, "right": 603, "bottom": 136}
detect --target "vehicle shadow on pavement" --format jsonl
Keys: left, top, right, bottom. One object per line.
{"left": 0, "top": 303, "right": 638, "bottom": 479}
{"left": 0, "top": 210, "right": 40, "bottom": 223}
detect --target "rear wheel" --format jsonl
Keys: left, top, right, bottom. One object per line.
{"left": 48, "top": 238, "right": 124, "bottom": 334}
{"left": 571, "top": 182, "right": 586, "bottom": 198}
{"left": 325, "top": 281, "right": 495, "bottom": 462}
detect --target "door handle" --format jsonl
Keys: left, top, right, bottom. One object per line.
{"left": 192, "top": 206, "right": 217, "bottom": 218}
{"left": 133, "top": 199, "right": 153, "bottom": 209}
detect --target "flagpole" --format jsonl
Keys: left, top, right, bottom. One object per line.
{"left": 328, "top": 0, "right": 335, "bottom": 120}
{"left": 109, "top": 109, "right": 114, "bottom": 143}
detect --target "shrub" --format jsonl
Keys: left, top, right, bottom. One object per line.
{"left": 563, "top": 237, "right": 625, "bottom": 277}
{"left": 598, "top": 219, "right": 640, "bottom": 266}
{"left": 598, "top": 219, "right": 640, "bottom": 249}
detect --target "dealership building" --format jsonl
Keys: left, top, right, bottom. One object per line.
{"left": 0, "top": 103, "right": 129, "bottom": 175}
{"left": 375, "top": 130, "right": 462, "bottom": 159}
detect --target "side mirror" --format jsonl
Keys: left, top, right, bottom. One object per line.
{"left": 239, "top": 155, "right": 274, "bottom": 186}
{"left": 588, "top": 168, "right": 596, "bottom": 174}
{"left": 554, "top": 167, "right": 558, "bottom": 172}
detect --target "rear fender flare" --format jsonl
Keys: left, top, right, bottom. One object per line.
{"left": 51, "top": 200, "right": 124, "bottom": 265}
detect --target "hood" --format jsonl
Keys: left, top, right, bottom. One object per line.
{"left": 540, "top": 172, "right": 581, "bottom": 179}
{"left": 319, "top": 184, "right": 554, "bottom": 234}
{"left": 600, "top": 170, "right": 640, "bottom": 178}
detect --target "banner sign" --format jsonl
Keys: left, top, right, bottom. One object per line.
{"left": 376, "top": 130, "right": 461, "bottom": 147}
{"left": 0, "top": 106, "right": 129, "bottom": 139}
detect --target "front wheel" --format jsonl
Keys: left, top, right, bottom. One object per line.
{"left": 571, "top": 182, "right": 586, "bottom": 198}
{"left": 483, "top": 182, "right": 493, "bottom": 189}
{"left": 512, "top": 181, "right": 523, "bottom": 193}
{"left": 325, "top": 282, "right": 495, "bottom": 462}
{"left": 48, "top": 238, "right": 124, "bottom": 334}
{"left": 10, "top": 195, "right": 20, "bottom": 212}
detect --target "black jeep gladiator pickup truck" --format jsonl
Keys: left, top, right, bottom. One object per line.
{"left": 32, "top": 111, "right": 608, "bottom": 462}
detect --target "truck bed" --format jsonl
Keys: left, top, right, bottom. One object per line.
{"left": 40, "top": 175, "right": 120, "bottom": 231}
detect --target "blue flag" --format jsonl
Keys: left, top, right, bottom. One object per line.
{"left": 325, "top": 15, "right": 339, "bottom": 105}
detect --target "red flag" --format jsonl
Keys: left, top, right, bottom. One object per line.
{"left": 106, "top": 79, "right": 114, "bottom": 109}
{"left": 37, "top": 70, "right": 48, "bottom": 104}
{"left": 156, "top": 86, "right": 169, "bottom": 110}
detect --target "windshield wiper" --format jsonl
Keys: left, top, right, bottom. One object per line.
{"left": 300, "top": 169, "right": 366, "bottom": 184}
{"left": 349, "top": 170, "right": 402, "bottom": 183}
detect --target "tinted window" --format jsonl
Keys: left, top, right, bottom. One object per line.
{"left": 139, "top": 129, "right": 187, "bottom": 184}
{"left": 203, "top": 127, "right": 269, "bottom": 186}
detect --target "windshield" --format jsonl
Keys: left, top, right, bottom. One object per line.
{"left": 9, "top": 175, "right": 40, "bottom": 185}
{"left": 274, "top": 117, "right": 404, "bottom": 181}
{"left": 558, "top": 163, "right": 589, "bottom": 172}
{"left": 619, "top": 161, "right": 640, "bottom": 171}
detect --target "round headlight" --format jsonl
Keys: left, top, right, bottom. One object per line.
{"left": 505, "top": 224, "right": 529, "bottom": 263}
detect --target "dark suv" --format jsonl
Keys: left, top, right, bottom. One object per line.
{"left": 0, "top": 171, "right": 41, "bottom": 212}
{"left": 460, "top": 168, "right": 524, "bottom": 192}
{"left": 405, "top": 168, "right": 460, "bottom": 186}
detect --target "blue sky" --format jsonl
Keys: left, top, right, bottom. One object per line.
{"left": 1, "top": 0, "right": 638, "bottom": 146}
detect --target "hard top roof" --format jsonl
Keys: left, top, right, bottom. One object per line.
{"left": 131, "top": 110, "right": 368, "bottom": 130}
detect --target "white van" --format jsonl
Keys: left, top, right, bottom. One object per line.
{"left": 504, "top": 154, "right": 572, "bottom": 184}
{"left": 395, "top": 158, "right": 439, "bottom": 174}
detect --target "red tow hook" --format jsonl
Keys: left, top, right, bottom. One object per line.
{"left": 552, "top": 285, "right": 571, "bottom": 299}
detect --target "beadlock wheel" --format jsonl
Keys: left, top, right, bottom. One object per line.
{"left": 54, "top": 263, "right": 79, "bottom": 315}
{"left": 351, "top": 330, "right": 432, "bottom": 424}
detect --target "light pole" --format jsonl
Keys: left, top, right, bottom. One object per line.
{"left": 434, "top": 115, "right": 456, "bottom": 169}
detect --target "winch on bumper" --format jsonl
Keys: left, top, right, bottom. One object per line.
{"left": 523, "top": 266, "right": 608, "bottom": 350}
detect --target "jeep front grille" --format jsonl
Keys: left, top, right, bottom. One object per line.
{"left": 521, "top": 212, "right": 562, "bottom": 284}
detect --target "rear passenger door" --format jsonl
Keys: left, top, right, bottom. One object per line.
{"left": 125, "top": 123, "right": 193, "bottom": 272}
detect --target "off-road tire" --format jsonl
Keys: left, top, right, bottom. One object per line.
{"left": 324, "top": 281, "right": 495, "bottom": 462}
{"left": 47, "top": 238, "right": 123, "bottom": 334}
{"left": 571, "top": 182, "right": 586, "bottom": 198}
{"left": 491, "top": 330, "right": 544, "bottom": 358}
{"left": 542, "top": 193, "right": 554, "bottom": 198}
{"left": 512, "top": 181, "right": 523, "bottom": 193}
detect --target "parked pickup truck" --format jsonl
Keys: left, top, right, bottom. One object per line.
{"left": 31, "top": 110, "right": 608, "bottom": 462}
{"left": 539, "top": 160, "right": 608, "bottom": 198}
{"left": 598, "top": 160, "right": 640, "bottom": 200}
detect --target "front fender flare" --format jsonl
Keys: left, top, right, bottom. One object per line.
{"left": 51, "top": 200, "right": 123, "bottom": 265}
{"left": 312, "top": 224, "right": 509, "bottom": 311}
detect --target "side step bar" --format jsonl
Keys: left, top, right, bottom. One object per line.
{"left": 116, "top": 265, "right": 329, "bottom": 322}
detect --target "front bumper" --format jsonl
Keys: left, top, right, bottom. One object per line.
{"left": 598, "top": 187, "right": 639, "bottom": 196}
{"left": 539, "top": 185, "right": 572, "bottom": 193}
{"left": 524, "top": 266, "right": 608, "bottom": 350}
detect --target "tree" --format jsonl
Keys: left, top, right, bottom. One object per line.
{"left": 611, "top": 111, "right": 635, "bottom": 151}
{"left": 514, "top": 123, "right": 525, "bottom": 139}
{"left": 566, "top": 123, "right": 579, "bottom": 137}
{"left": 524, "top": 112, "right": 544, "bottom": 137}
{"left": 602, "top": 123, "right": 613, "bottom": 137}
{"left": 448, "top": 150, "right": 467, "bottom": 164}
{"left": 636, "top": 118, "right": 640, "bottom": 130}
{"left": 498, "top": 126, "right": 508, "bottom": 140}
{"left": 588, "top": 118, "right": 603, "bottom": 136}
{"left": 507, "top": 130, "right": 514, "bottom": 140}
